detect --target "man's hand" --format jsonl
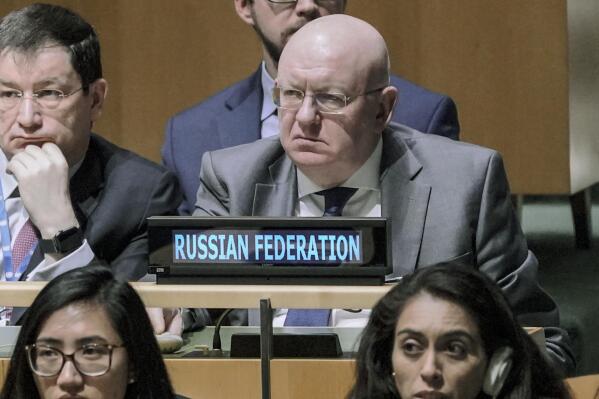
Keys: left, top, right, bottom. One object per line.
{"left": 147, "top": 307, "right": 183, "bottom": 336}
{"left": 6, "top": 143, "right": 79, "bottom": 238}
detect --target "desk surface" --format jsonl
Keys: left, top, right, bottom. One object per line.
{"left": 0, "top": 281, "right": 393, "bottom": 308}
{"left": 566, "top": 374, "right": 599, "bottom": 399}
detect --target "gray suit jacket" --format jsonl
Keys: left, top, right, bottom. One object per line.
{"left": 192, "top": 123, "right": 574, "bottom": 374}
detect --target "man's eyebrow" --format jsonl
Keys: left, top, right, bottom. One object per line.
{"left": 0, "top": 77, "right": 69, "bottom": 87}
{"left": 0, "top": 79, "right": 17, "bottom": 87}
{"left": 36, "top": 77, "right": 69, "bottom": 86}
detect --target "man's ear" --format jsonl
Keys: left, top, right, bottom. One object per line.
{"left": 376, "top": 85, "right": 397, "bottom": 128}
{"left": 89, "top": 78, "right": 108, "bottom": 124}
{"left": 234, "top": 0, "right": 255, "bottom": 26}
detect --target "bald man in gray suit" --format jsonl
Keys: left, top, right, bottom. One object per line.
{"left": 192, "top": 15, "right": 574, "bottom": 374}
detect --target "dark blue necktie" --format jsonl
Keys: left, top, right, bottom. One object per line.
{"left": 284, "top": 187, "right": 358, "bottom": 327}
{"left": 318, "top": 187, "right": 358, "bottom": 216}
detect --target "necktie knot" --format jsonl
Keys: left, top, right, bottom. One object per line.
{"left": 316, "top": 187, "right": 358, "bottom": 216}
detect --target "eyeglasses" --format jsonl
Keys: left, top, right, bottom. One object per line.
{"left": 273, "top": 86, "right": 385, "bottom": 114}
{"left": 26, "top": 343, "right": 125, "bottom": 377}
{"left": 0, "top": 87, "right": 84, "bottom": 112}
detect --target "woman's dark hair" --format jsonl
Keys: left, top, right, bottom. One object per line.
{"left": 0, "top": 265, "right": 176, "bottom": 399}
{"left": 347, "top": 262, "right": 570, "bottom": 399}
{"left": 0, "top": 3, "right": 102, "bottom": 91}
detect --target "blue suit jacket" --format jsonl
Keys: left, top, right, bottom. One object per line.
{"left": 162, "top": 67, "right": 459, "bottom": 214}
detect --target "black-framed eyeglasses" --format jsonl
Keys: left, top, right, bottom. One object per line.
{"left": 0, "top": 87, "right": 85, "bottom": 112}
{"left": 26, "top": 343, "right": 125, "bottom": 377}
{"left": 273, "top": 85, "right": 386, "bottom": 114}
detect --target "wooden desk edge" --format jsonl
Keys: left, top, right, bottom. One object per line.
{"left": 0, "top": 281, "right": 392, "bottom": 308}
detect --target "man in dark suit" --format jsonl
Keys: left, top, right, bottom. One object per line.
{"left": 163, "top": 0, "right": 459, "bottom": 215}
{"left": 0, "top": 4, "right": 180, "bottom": 311}
{"left": 192, "top": 14, "right": 574, "bottom": 375}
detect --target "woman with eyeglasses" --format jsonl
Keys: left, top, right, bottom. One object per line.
{"left": 347, "top": 262, "right": 571, "bottom": 399}
{"left": 0, "top": 265, "right": 181, "bottom": 399}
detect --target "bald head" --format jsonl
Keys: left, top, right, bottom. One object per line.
{"left": 276, "top": 14, "right": 397, "bottom": 188}
{"left": 280, "top": 14, "right": 391, "bottom": 90}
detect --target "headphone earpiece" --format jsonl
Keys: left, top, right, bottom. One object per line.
{"left": 482, "top": 346, "right": 513, "bottom": 398}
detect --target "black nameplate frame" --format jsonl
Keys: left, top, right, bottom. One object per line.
{"left": 148, "top": 216, "right": 391, "bottom": 285}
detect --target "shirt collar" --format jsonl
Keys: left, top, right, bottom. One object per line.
{"left": 297, "top": 138, "right": 383, "bottom": 198}
{"left": 260, "top": 61, "right": 277, "bottom": 122}
{"left": 0, "top": 151, "right": 17, "bottom": 199}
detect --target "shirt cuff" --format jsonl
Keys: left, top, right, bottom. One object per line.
{"left": 26, "top": 239, "right": 95, "bottom": 281}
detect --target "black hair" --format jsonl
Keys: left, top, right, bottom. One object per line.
{"left": 0, "top": 265, "right": 176, "bottom": 399}
{"left": 347, "top": 262, "right": 570, "bottom": 399}
{"left": 0, "top": 3, "right": 102, "bottom": 91}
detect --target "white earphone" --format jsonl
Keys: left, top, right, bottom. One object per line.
{"left": 482, "top": 346, "right": 513, "bottom": 398}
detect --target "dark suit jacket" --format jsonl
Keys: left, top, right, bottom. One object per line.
{"left": 192, "top": 123, "right": 574, "bottom": 375}
{"left": 162, "top": 67, "right": 459, "bottom": 215}
{"left": 21, "top": 134, "right": 181, "bottom": 281}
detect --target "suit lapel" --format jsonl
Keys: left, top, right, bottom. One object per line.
{"left": 69, "top": 135, "right": 104, "bottom": 227}
{"left": 217, "top": 68, "right": 263, "bottom": 149}
{"left": 380, "top": 130, "right": 431, "bottom": 277}
{"left": 252, "top": 154, "right": 296, "bottom": 216}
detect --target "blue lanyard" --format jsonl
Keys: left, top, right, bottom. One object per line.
{"left": 0, "top": 181, "right": 34, "bottom": 281}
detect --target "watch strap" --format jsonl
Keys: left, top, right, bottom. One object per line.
{"left": 39, "top": 227, "right": 84, "bottom": 254}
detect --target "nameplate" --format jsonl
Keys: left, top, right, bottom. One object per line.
{"left": 148, "top": 217, "right": 391, "bottom": 285}
{"left": 173, "top": 229, "right": 363, "bottom": 265}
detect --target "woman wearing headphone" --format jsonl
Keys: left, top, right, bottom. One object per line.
{"left": 348, "top": 263, "right": 571, "bottom": 399}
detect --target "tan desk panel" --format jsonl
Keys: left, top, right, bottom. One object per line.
{"left": 0, "top": 282, "right": 45, "bottom": 307}
{"left": 566, "top": 374, "right": 599, "bottom": 399}
{"left": 166, "top": 358, "right": 355, "bottom": 399}
{"left": 0, "top": 282, "right": 392, "bottom": 309}
{"left": 0, "top": 358, "right": 354, "bottom": 399}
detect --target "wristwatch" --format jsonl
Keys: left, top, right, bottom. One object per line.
{"left": 39, "top": 227, "right": 84, "bottom": 254}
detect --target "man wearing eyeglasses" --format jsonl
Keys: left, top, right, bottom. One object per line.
{"left": 0, "top": 4, "right": 181, "bottom": 324}
{"left": 163, "top": 0, "right": 460, "bottom": 215}
{"left": 192, "top": 14, "right": 574, "bottom": 375}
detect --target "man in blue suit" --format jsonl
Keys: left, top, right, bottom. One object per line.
{"left": 162, "top": 0, "right": 460, "bottom": 215}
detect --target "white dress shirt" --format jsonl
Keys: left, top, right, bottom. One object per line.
{"left": 260, "top": 62, "right": 279, "bottom": 139}
{"left": 272, "top": 140, "right": 383, "bottom": 327}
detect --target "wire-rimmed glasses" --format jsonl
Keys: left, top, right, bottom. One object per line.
{"left": 273, "top": 85, "right": 385, "bottom": 114}
{"left": 0, "top": 87, "right": 84, "bottom": 112}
